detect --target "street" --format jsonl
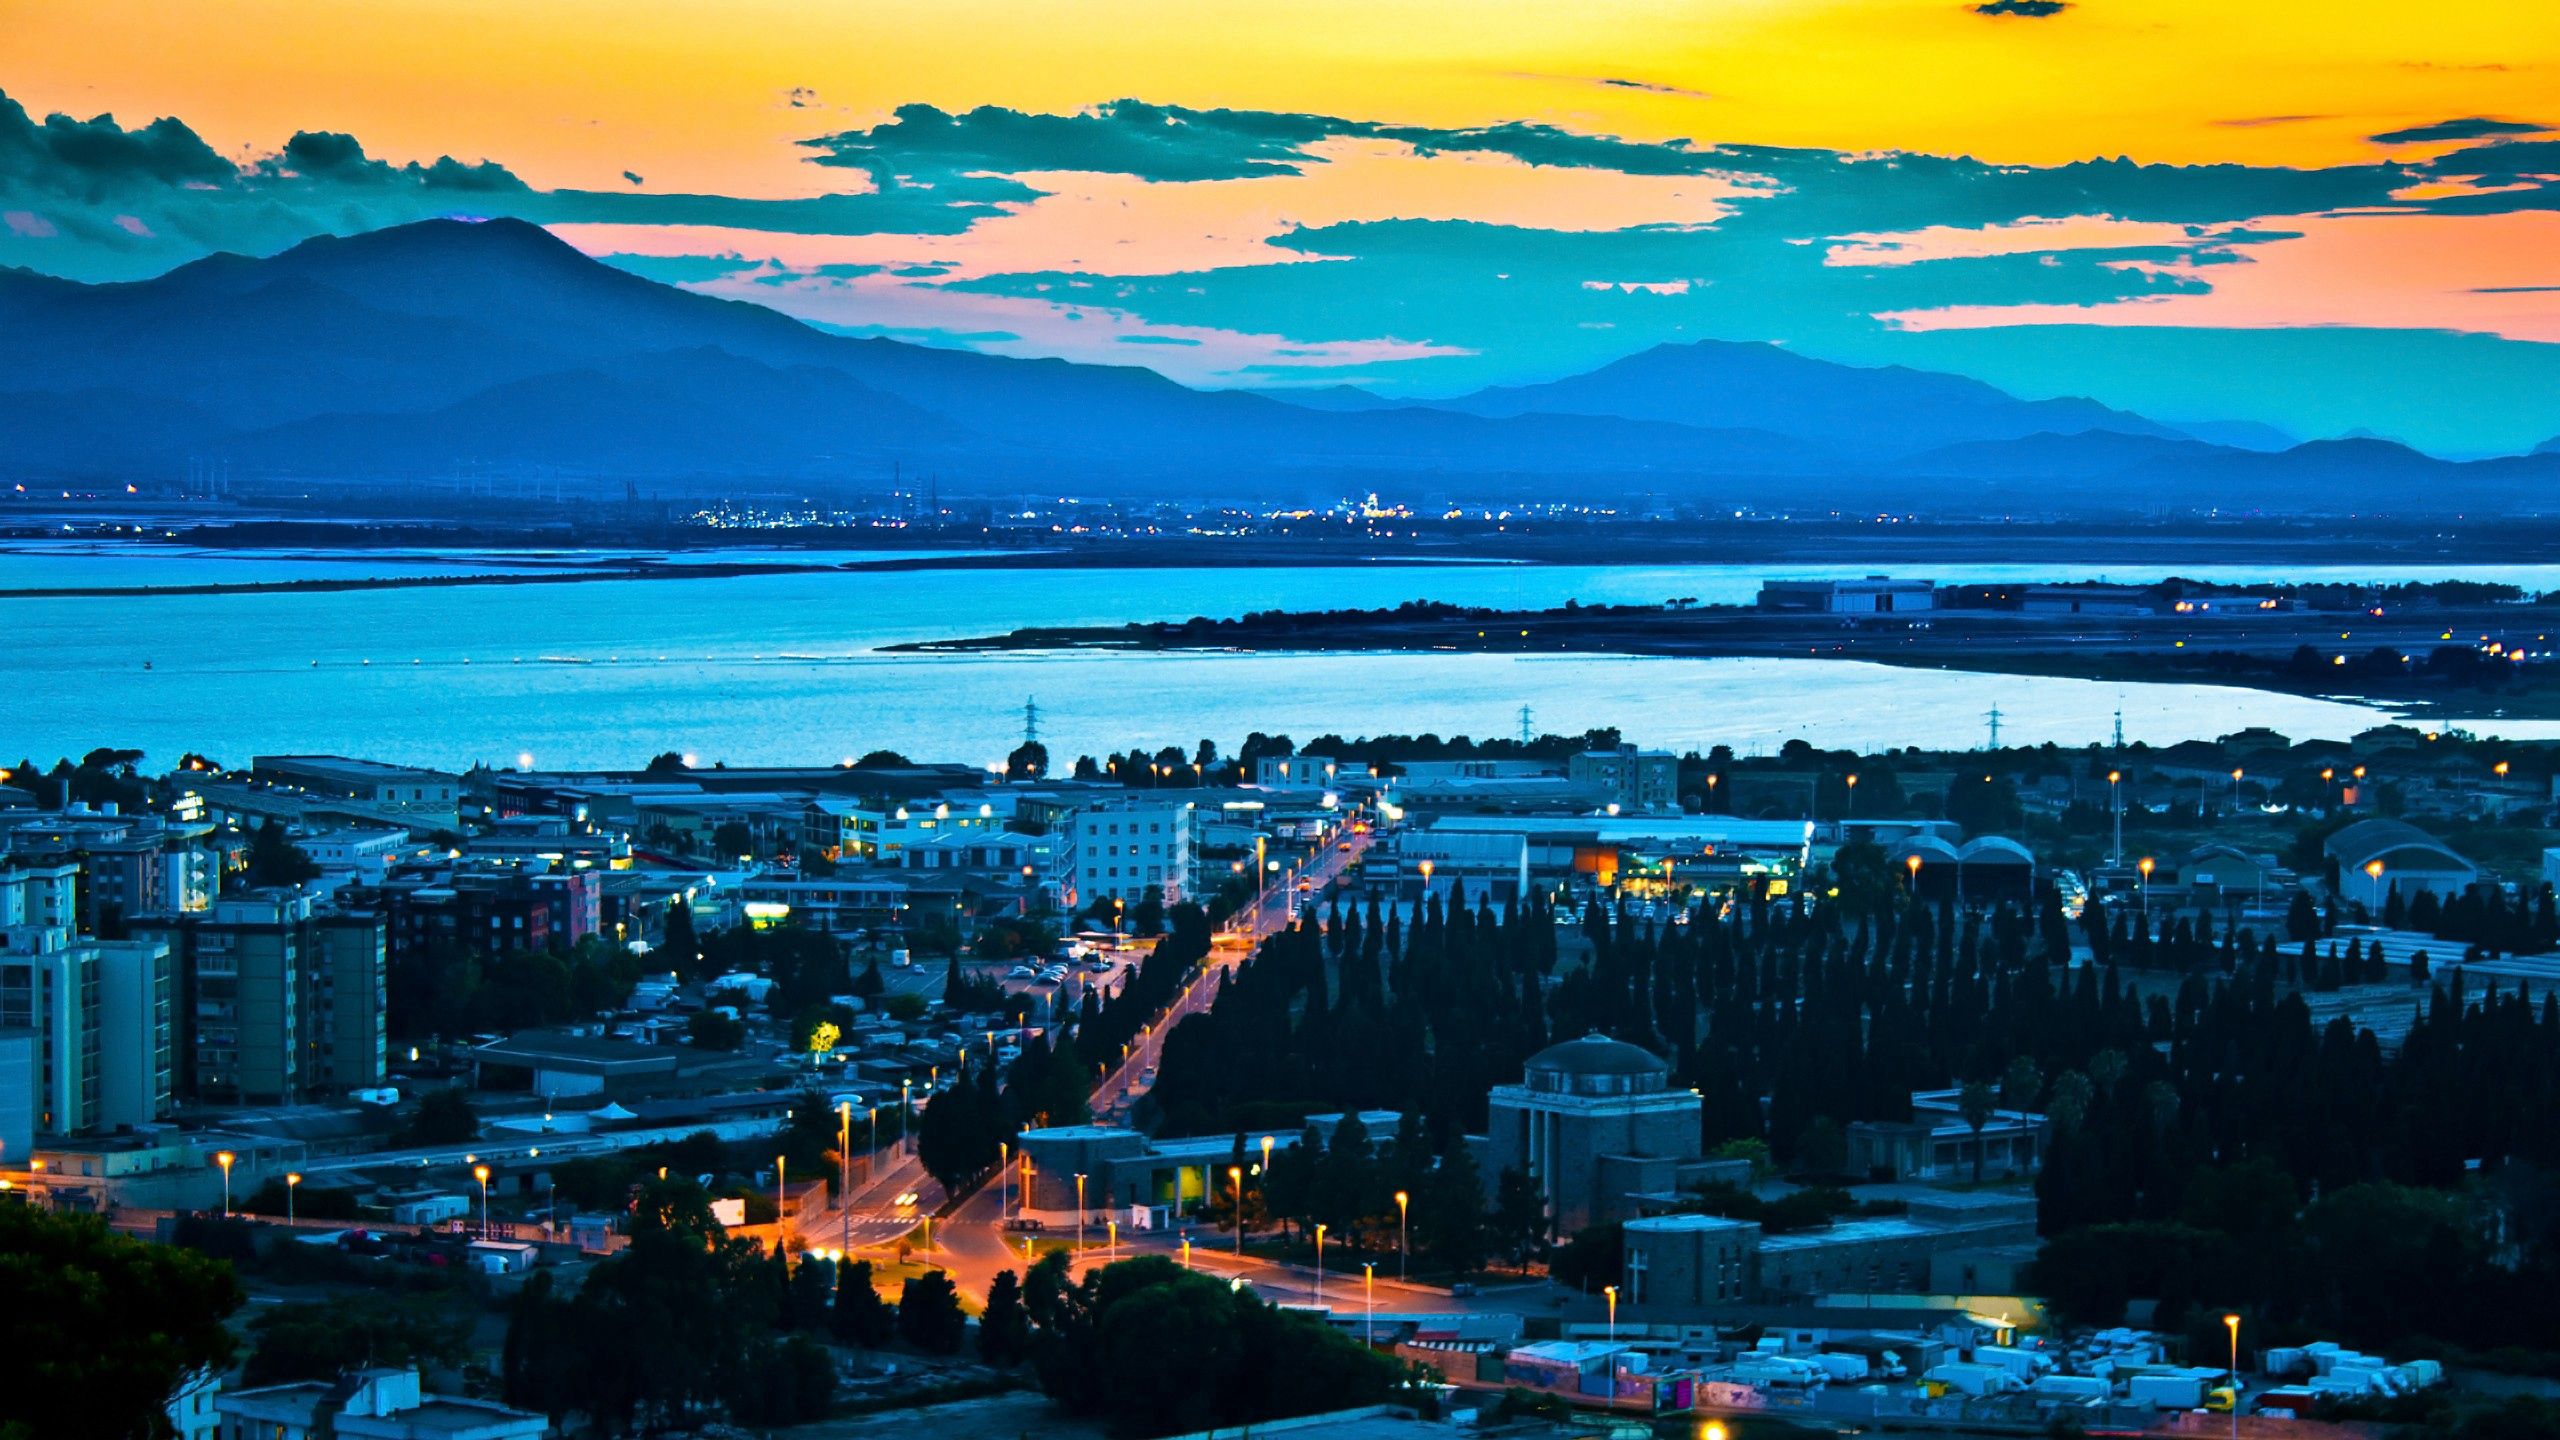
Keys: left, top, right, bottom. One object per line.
{"left": 795, "top": 809, "right": 1380, "bottom": 1295}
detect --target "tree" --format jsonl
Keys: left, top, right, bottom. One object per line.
{"left": 832, "top": 1259, "right": 896, "bottom": 1346}
{"left": 1007, "top": 739, "right": 1050, "bottom": 781}
{"left": 897, "top": 1271, "right": 968, "bottom": 1354}
{"left": 244, "top": 1296, "right": 467, "bottom": 1386}
{"left": 245, "top": 817, "right": 319, "bottom": 889}
{"left": 687, "top": 1008, "right": 745, "bottom": 1050}
{"left": 1550, "top": 1222, "right": 1623, "bottom": 1293}
{"left": 1031, "top": 1257, "right": 1406, "bottom": 1437}
{"left": 978, "top": 1268, "right": 1033, "bottom": 1365}
{"left": 1958, "top": 1079, "right": 1998, "bottom": 1183}
{"left": 405, "top": 1087, "right": 478, "bottom": 1145}
{"left": 0, "top": 1207, "right": 243, "bottom": 1440}
{"left": 727, "top": 1336, "right": 835, "bottom": 1427}
{"left": 1490, "top": 1167, "right": 1547, "bottom": 1270}
{"left": 786, "top": 1255, "right": 835, "bottom": 1332}
{"left": 711, "top": 820, "right": 756, "bottom": 860}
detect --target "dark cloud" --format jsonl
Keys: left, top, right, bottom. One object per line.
{"left": 2469, "top": 285, "right": 2560, "bottom": 294}
{"left": 804, "top": 101, "right": 1349, "bottom": 185}
{"left": 1598, "top": 78, "right": 1714, "bottom": 100}
{"left": 1973, "top": 0, "right": 2070, "bottom": 16}
{"left": 252, "top": 130, "right": 524, "bottom": 190}
{"left": 0, "top": 92, "right": 231, "bottom": 191}
{"left": 783, "top": 87, "right": 823, "bottom": 109}
{"left": 2215, "top": 115, "right": 2333, "bottom": 129}
{"left": 1117, "top": 334, "right": 1203, "bottom": 346}
{"left": 2422, "top": 137, "right": 2560, "bottom": 186}
{"left": 2370, "top": 116, "right": 2546, "bottom": 144}
{"left": 622, "top": 170, "right": 645, "bottom": 186}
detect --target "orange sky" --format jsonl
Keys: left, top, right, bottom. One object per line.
{"left": 9, "top": 0, "right": 2557, "bottom": 194}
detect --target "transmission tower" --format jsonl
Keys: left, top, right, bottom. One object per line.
{"left": 1022, "top": 696, "right": 1043, "bottom": 745}
{"left": 1517, "top": 704, "right": 1534, "bottom": 746}
{"left": 1983, "top": 705, "right": 2004, "bottom": 751}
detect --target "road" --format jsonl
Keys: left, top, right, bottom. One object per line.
{"left": 797, "top": 809, "right": 1378, "bottom": 1279}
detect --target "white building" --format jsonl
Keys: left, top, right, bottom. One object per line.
{"left": 215, "top": 1368, "right": 548, "bottom": 1440}
{"left": 0, "top": 864, "right": 173, "bottom": 1135}
{"left": 1071, "top": 799, "right": 1195, "bottom": 908}
{"left": 2326, "top": 819, "right": 2480, "bottom": 911}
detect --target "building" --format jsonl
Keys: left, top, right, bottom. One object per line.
{"left": 1568, "top": 746, "right": 1680, "bottom": 814}
{"left": 2326, "top": 819, "right": 2481, "bottom": 911}
{"left": 0, "top": 1026, "right": 36, "bottom": 1159}
{"left": 214, "top": 1368, "right": 548, "bottom": 1440}
{"left": 1071, "top": 798, "right": 1194, "bottom": 908}
{"left": 250, "top": 756, "right": 462, "bottom": 826}
{"left": 1016, "top": 1122, "right": 1308, "bottom": 1224}
{"left": 1623, "top": 1191, "right": 2040, "bottom": 1306}
{"left": 0, "top": 863, "right": 174, "bottom": 1135}
{"left": 1256, "top": 754, "right": 1377, "bottom": 788}
{"left": 1757, "top": 577, "right": 1936, "bottom": 614}
{"left": 134, "top": 891, "right": 387, "bottom": 1104}
{"left": 0, "top": 804, "right": 215, "bottom": 928}
{"left": 1478, "top": 1034, "right": 1709, "bottom": 1236}
{"left": 1846, "top": 1090, "right": 2048, "bottom": 1183}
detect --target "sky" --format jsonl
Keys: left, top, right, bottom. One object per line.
{"left": 7, "top": 0, "right": 2560, "bottom": 454}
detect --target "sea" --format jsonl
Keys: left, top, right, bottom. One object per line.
{"left": 13, "top": 544, "right": 2560, "bottom": 771}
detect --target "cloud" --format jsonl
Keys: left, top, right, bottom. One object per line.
{"left": 622, "top": 170, "right": 644, "bottom": 186}
{"left": 252, "top": 130, "right": 524, "bottom": 191}
{"left": 783, "top": 87, "right": 823, "bottom": 109}
{"left": 1116, "top": 333, "right": 1203, "bottom": 346}
{"left": 2371, "top": 117, "right": 2547, "bottom": 145}
{"left": 1973, "top": 0, "right": 2070, "bottom": 16}
{"left": 2215, "top": 115, "right": 2333, "bottom": 130}
{"left": 1598, "top": 78, "right": 1714, "bottom": 101}
{"left": 0, "top": 92, "right": 231, "bottom": 192}
{"left": 803, "top": 101, "right": 1349, "bottom": 186}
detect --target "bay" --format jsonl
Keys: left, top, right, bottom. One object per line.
{"left": 12, "top": 557, "right": 2559, "bottom": 770}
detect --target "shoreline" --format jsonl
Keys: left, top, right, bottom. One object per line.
{"left": 891, "top": 599, "right": 2560, "bottom": 719}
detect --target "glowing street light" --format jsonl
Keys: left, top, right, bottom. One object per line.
{"left": 1075, "top": 1173, "right": 1088, "bottom": 1251}
{"left": 1395, "top": 1189, "right": 1410, "bottom": 1281}
{"left": 1229, "top": 1166, "right": 1246, "bottom": 1257}
{"left": 285, "top": 1171, "right": 302, "bottom": 1224}
{"left": 215, "top": 1150, "right": 236, "bottom": 1217}
{"left": 2137, "top": 856, "right": 2155, "bottom": 914}
{"left": 473, "top": 1163, "right": 492, "bottom": 1235}
{"left": 1314, "top": 1223, "right": 1328, "bottom": 1306}
{"left": 2225, "top": 1313, "right": 2243, "bottom": 1438}
{"left": 1364, "top": 1261, "right": 1377, "bottom": 1345}
{"left": 1605, "top": 1283, "right": 1619, "bottom": 1341}
{"left": 1905, "top": 853, "right": 1922, "bottom": 891}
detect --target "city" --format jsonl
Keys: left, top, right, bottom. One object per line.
{"left": 7, "top": 713, "right": 2560, "bottom": 1438}
{"left": 12, "top": 3, "right": 2560, "bottom": 1438}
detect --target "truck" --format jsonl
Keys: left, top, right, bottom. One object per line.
{"left": 1924, "top": 1363, "right": 2021, "bottom": 1399}
{"left": 1730, "top": 1356, "right": 1825, "bottom": 1390}
{"left": 1811, "top": 1353, "right": 1871, "bottom": 1382}
{"left": 2128, "top": 1372, "right": 2208, "bottom": 1409}
{"left": 1974, "top": 1345, "right": 2053, "bottom": 1381}
{"left": 2030, "top": 1375, "right": 2111, "bottom": 1402}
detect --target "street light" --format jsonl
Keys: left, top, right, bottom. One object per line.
{"left": 473, "top": 1163, "right": 491, "bottom": 1236}
{"left": 776, "top": 1155, "right": 787, "bottom": 1225}
{"left": 2230, "top": 768, "right": 2244, "bottom": 809}
{"left": 1314, "top": 1223, "right": 1327, "bottom": 1306}
{"left": 1260, "top": 1136, "right": 1275, "bottom": 1192}
{"left": 2107, "top": 769, "right": 2124, "bottom": 865}
{"left": 1394, "top": 1190, "right": 1409, "bottom": 1281}
{"left": 1364, "top": 1261, "right": 1376, "bottom": 1345}
{"left": 1182, "top": 1235, "right": 1192, "bottom": 1270}
{"left": 2225, "top": 1313, "right": 2242, "bottom": 1437}
{"left": 1108, "top": 1218, "right": 1118, "bottom": 1262}
{"left": 1075, "top": 1173, "right": 1088, "bottom": 1251}
{"left": 1229, "top": 1166, "right": 1245, "bottom": 1257}
{"left": 285, "top": 1171, "right": 301, "bottom": 1225}
{"left": 1605, "top": 1283, "right": 1618, "bottom": 1342}
{"left": 215, "top": 1150, "right": 235, "bottom": 1217}
{"left": 1843, "top": 773, "right": 1857, "bottom": 825}
{"left": 999, "top": 1141, "right": 1011, "bottom": 1223}
{"left": 838, "top": 1102, "right": 854, "bottom": 1250}
{"left": 901, "top": 1079, "right": 913, "bottom": 1154}
{"left": 1905, "top": 853, "right": 1922, "bottom": 892}
{"left": 2138, "top": 857, "right": 2155, "bottom": 914}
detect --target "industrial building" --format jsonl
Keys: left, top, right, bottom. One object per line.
{"left": 1757, "top": 577, "right": 1937, "bottom": 614}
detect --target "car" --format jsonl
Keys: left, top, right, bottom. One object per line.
{"left": 1295, "top": 879, "right": 1312, "bottom": 892}
{"left": 1450, "top": 1281, "right": 1477, "bottom": 1297}
{"left": 1007, "top": 964, "right": 1037, "bottom": 978}
{"left": 894, "top": 1190, "right": 921, "bottom": 1208}
{"left": 1085, "top": 958, "right": 1113, "bottom": 972}
{"left": 1004, "top": 1217, "right": 1046, "bottom": 1232}
{"left": 1339, "top": 841, "right": 1353, "bottom": 852}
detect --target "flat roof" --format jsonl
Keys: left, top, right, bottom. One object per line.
{"left": 254, "top": 755, "right": 457, "bottom": 781}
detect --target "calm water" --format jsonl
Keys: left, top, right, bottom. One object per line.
{"left": 13, "top": 556, "right": 2560, "bottom": 769}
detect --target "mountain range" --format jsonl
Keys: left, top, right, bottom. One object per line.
{"left": 2, "top": 216, "right": 2552, "bottom": 513}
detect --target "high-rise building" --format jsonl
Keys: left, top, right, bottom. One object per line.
{"left": 137, "top": 890, "right": 387, "bottom": 1104}
{"left": 0, "top": 864, "right": 173, "bottom": 1136}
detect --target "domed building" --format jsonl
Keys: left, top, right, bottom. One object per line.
{"left": 1479, "top": 1033, "right": 1713, "bottom": 1235}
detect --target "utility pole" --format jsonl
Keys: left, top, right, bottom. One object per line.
{"left": 1983, "top": 705, "right": 2003, "bottom": 751}
{"left": 1023, "top": 697, "right": 1042, "bottom": 746}
{"left": 1517, "top": 705, "right": 1534, "bottom": 746}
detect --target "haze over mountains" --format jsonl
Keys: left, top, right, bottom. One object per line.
{"left": 4, "top": 217, "right": 2553, "bottom": 513}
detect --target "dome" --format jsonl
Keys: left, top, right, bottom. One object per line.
{"left": 1527, "top": 1033, "right": 1670, "bottom": 1078}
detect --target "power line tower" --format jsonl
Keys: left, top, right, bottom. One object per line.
{"left": 1517, "top": 704, "right": 1534, "bottom": 746}
{"left": 1022, "top": 697, "right": 1042, "bottom": 746}
{"left": 1983, "top": 705, "right": 2004, "bottom": 751}
{"left": 2112, "top": 708, "right": 2125, "bottom": 750}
